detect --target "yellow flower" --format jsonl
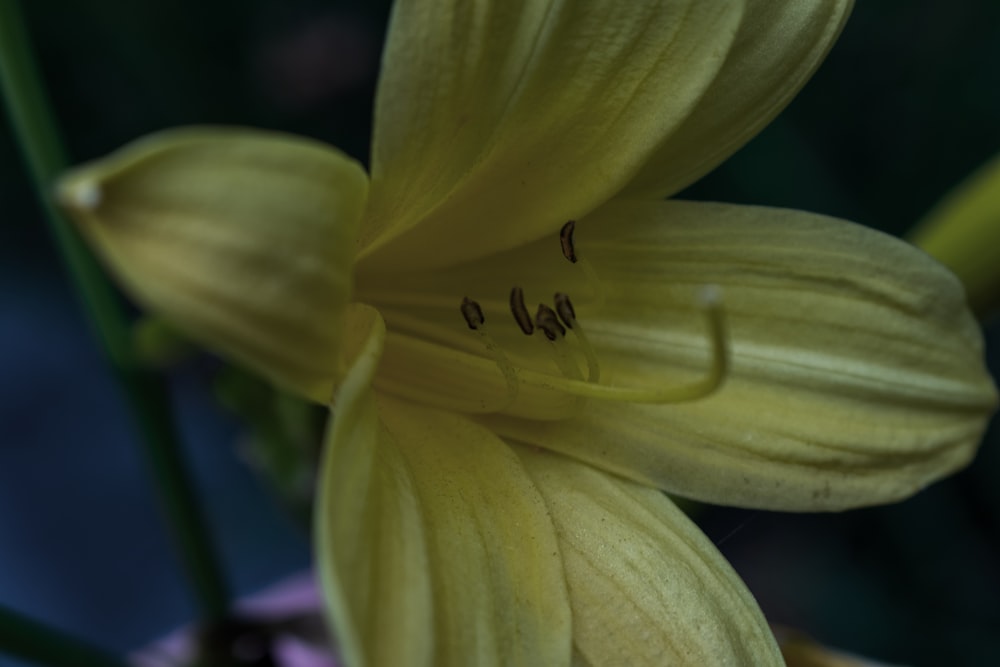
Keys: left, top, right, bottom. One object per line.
{"left": 58, "top": 1, "right": 996, "bottom": 665}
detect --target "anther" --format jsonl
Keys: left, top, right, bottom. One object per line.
{"left": 553, "top": 292, "right": 576, "bottom": 329}
{"left": 535, "top": 303, "right": 566, "bottom": 341}
{"left": 460, "top": 297, "right": 485, "bottom": 330}
{"left": 509, "top": 286, "right": 534, "bottom": 335}
{"left": 558, "top": 220, "right": 605, "bottom": 309}
{"left": 559, "top": 220, "right": 578, "bottom": 263}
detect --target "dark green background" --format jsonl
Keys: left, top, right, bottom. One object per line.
{"left": 2, "top": 1, "right": 998, "bottom": 665}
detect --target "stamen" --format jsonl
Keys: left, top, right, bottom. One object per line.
{"left": 459, "top": 297, "right": 519, "bottom": 410}
{"left": 446, "top": 286, "right": 727, "bottom": 412}
{"left": 505, "top": 286, "right": 729, "bottom": 403}
{"left": 509, "top": 286, "right": 534, "bottom": 335}
{"left": 460, "top": 297, "right": 485, "bottom": 330}
{"left": 535, "top": 303, "right": 583, "bottom": 381}
{"left": 559, "top": 220, "right": 578, "bottom": 263}
{"left": 557, "top": 219, "right": 604, "bottom": 308}
{"left": 553, "top": 292, "right": 576, "bottom": 329}
{"left": 534, "top": 303, "right": 565, "bottom": 341}
{"left": 554, "top": 292, "right": 601, "bottom": 383}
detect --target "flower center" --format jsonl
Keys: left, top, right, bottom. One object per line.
{"left": 355, "top": 220, "right": 730, "bottom": 416}
{"left": 459, "top": 286, "right": 727, "bottom": 412}
{"left": 457, "top": 221, "right": 730, "bottom": 413}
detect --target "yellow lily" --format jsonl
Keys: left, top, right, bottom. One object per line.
{"left": 58, "top": 0, "right": 996, "bottom": 665}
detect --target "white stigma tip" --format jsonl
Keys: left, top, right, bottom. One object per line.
{"left": 61, "top": 179, "right": 103, "bottom": 210}
{"left": 696, "top": 284, "right": 722, "bottom": 307}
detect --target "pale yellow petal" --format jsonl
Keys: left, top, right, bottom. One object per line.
{"left": 517, "top": 447, "right": 783, "bottom": 666}
{"left": 368, "top": 321, "right": 579, "bottom": 420}
{"left": 625, "top": 0, "right": 853, "bottom": 198}
{"left": 910, "top": 151, "right": 1000, "bottom": 317}
{"left": 58, "top": 127, "right": 368, "bottom": 400}
{"left": 317, "top": 309, "right": 571, "bottom": 666}
{"left": 357, "top": 0, "right": 744, "bottom": 273}
{"left": 365, "top": 199, "right": 996, "bottom": 510}
{"left": 315, "top": 305, "right": 432, "bottom": 667}
{"left": 775, "top": 627, "right": 908, "bottom": 667}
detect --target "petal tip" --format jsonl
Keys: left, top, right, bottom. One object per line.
{"left": 57, "top": 172, "right": 103, "bottom": 212}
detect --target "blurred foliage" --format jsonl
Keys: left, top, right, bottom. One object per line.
{"left": 1, "top": 1, "right": 998, "bottom": 666}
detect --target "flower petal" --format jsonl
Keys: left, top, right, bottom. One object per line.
{"left": 317, "top": 310, "right": 570, "bottom": 666}
{"left": 516, "top": 447, "right": 783, "bottom": 666}
{"left": 910, "top": 151, "right": 1000, "bottom": 317}
{"left": 369, "top": 199, "right": 996, "bottom": 510}
{"left": 58, "top": 128, "right": 368, "bottom": 400}
{"left": 496, "top": 200, "right": 998, "bottom": 509}
{"left": 774, "top": 627, "right": 905, "bottom": 667}
{"left": 357, "top": 0, "right": 744, "bottom": 273}
{"left": 624, "top": 0, "right": 853, "bottom": 198}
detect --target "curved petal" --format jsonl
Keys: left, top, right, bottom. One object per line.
{"left": 910, "top": 151, "right": 1000, "bottom": 317}
{"left": 774, "top": 627, "right": 900, "bottom": 667}
{"left": 362, "top": 199, "right": 996, "bottom": 510}
{"left": 317, "top": 310, "right": 571, "bottom": 666}
{"left": 357, "top": 0, "right": 744, "bottom": 273}
{"left": 516, "top": 447, "right": 783, "bottom": 666}
{"left": 624, "top": 0, "right": 853, "bottom": 198}
{"left": 58, "top": 128, "right": 368, "bottom": 400}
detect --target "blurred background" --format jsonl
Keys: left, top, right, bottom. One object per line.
{"left": 1, "top": 1, "right": 998, "bottom": 665}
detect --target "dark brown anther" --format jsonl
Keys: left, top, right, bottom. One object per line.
{"left": 510, "top": 286, "right": 534, "bottom": 335}
{"left": 460, "top": 297, "right": 485, "bottom": 330}
{"left": 559, "top": 220, "right": 578, "bottom": 263}
{"left": 535, "top": 303, "right": 566, "bottom": 341}
{"left": 553, "top": 292, "right": 576, "bottom": 329}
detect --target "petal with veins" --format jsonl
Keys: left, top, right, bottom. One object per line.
{"left": 624, "top": 0, "right": 854, "bottom": 198}
{"left": 317, "top": 307, "right": 571, "bottom": 667}
{"left": 517, "top": 447, "right": 783, "bottom": 666}
{"left": 362, "top": 199, "right": 996, "bottom": 509}
{"left": 58, "top": 128, "right": 368, "bottom": 400}
{"left": 358, "top": 0, "right": 744, "bottom": 272}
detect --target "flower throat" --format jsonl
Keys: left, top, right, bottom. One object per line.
{"left": 460, "top": 220, "right": 729, "bottom": 413}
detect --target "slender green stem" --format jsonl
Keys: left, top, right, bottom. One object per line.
{"left": 0, "top": 0, "right": 230, "bottom": 630}
{"left": 0, "top": 0, "right": 130, "bottom": 365}
{"left": 0, "top": 605, "right": 127, "bottom": 667}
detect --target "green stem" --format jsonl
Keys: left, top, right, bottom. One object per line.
{"left": 0, "top": 605, "right": 127, "bottom": 667}
{"left": 0, "top": 0, "right": 130, "bottom": 364}
{"left": 0, "top": 0, "right": 229, "bottom": 628}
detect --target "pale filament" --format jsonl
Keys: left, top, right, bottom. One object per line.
{"left": 460, "top": 297, "right": 519, "bottom": 411}
{"left": 554, "top": 292, "right": 601, "bottom": 383}
{"left": 560, "top": 220, "right": 605, "bottom": 309}
{"left": 533, "top": 303, "right": 584, "bottom": 382}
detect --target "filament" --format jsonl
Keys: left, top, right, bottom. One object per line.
{"left": 554, "top": 292, "right": 601, "bottom": 383}
{"left": 534, "top": 302, "right": 584, "bottom": 381}
{"left": 522, "top": 285, "right": 729, "bottom": 404}
{"left": 460, "top": 297, "right": 519, "bottom": 410}
{"left": 558, "top": 219, "right": 604, "bottom": 308}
